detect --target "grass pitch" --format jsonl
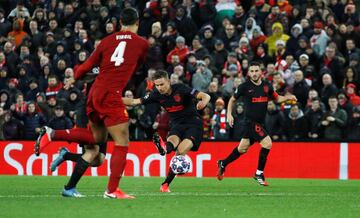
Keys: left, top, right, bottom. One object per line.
{"left": 0, "top": 176, "right": 359, "bottom": 218}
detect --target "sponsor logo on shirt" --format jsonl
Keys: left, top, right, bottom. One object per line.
{"left": 165, "top": 105, "right": 184, "bottom": 112}
{"left": 173, "top": 94, "right": 181, "bottom": 102}
{"left": 252, "top": 96, "right": 268, "bottom": 103}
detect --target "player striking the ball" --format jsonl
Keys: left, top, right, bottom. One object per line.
{"left": 123, "top": 70, "right": 210, "bottom": 192}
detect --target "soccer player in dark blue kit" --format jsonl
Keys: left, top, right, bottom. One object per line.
{"left": 217, "top": 62, "right": 297, "bottom": 186}
{"left": 123, "top": 70, "right": 211, "bottom": 192}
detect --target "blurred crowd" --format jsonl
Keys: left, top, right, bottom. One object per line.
{"left": 0, "top": 0, "right": 359, "bottom": 141}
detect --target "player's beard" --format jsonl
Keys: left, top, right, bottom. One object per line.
{"left": 251, "top": 75, "right": 260, "bottom": 83}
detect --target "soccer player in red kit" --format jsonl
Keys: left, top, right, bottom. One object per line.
{"left": 35, "top": 7, "right": 149, "bottom": 199}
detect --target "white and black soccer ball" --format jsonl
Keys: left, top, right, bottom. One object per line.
{"left": 170, "top": 155, "right": 191, "bottom": 174}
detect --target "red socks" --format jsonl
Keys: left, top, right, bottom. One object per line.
{"left": 107, "top": 146, "right": 128, "bottom": 193}
{"left": 53, "top": 128, "right": 97, "bottom": 145}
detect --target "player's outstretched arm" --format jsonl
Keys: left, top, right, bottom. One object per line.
{"left": 122, "top": 97, "right": 142, "bottom": 106}
{"left": 227, "top": 96, "right": 236, "bottom": 128}
{"left": 196, "top": 92, "right": 211, "bottom": 110}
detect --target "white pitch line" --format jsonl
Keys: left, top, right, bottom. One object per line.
{"left": 0, "top": 192, "right": 351, "bottom": 198}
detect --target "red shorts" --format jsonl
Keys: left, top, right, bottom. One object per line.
{"left": 86, "top": 86, "right": 129, "bottom": 127}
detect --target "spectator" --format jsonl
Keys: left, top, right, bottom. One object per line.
{"left": 48, "top": 105, "right": 73, "bottom": 130}
{"left": 320, "top": 46, "right": 344, "bottom": 88}
{"left": 310, "top": 21, "right": 330, "bottom": 57}
{"left": 272, "top": 72, "right": 287, "bottom": 95}
{"left": 250, "top": 26, "right": 267, "bottom": 52}
{"left": 151, "top": 21, "right": 163, "bottom": 42}
{"left": 344, "top": 38, "right": 360, "bottom": 64}
{"left": 174, "top": 5, "right": 198, "bottom": 44}
{"left": 0, "top": 90, "right": 11, "bottom": 111}
{"left": 145, "top": 35, "right": 165, "bottom": 70}
{"left": 65, "top": 89, "right": 83, "bottom": 121}
{"left": 37, "top": 95, "right": 65, "bottom": 121}
{"left": 253, "top": 43, "right": 271, "bottom": 66}
{"left": 170, "top": 73, "right": 180, "bottom": 85}
{"left": 12, "top": 102, "right": 46, "bottom": 140}
{"left": 321, "top": 96, "right": 348, "bottom": 140}
{"left": 202, "top": 104, "right": 213, "bottom": 140}
{"left": 25, "top": 78, "right": 41, "bottom": 102}
{"left": 0, "top": 8, "right": 11, "bottom": 38}
{"left": 342, "top": 65, "right": 358, "bottom": 91}
{"left": 235, "top": 36, "right": 254, "bottom": 62}
{"left": 191, "top": 35, "right": 209, "bottom": 60}
{"left": 231, "top": 101, "right": 246, "bottom": 141}
{"left": 292, "top": 70, "right": 310, "bottom": 108}
{"left": 7, "top": 1, "right": 30, "bottom": 21}
{"left": 28, "top": 20, "right": 44, "bottom": 50}
{"left": 166, "top": 36, "right": 189, "bottom": 64}
{"left": 346, "top": 83, "right": 360, "bottom": 106}
{"left": 346, "top": 106, "right": 360, "bottom": 141}
{"left": 207, "top": 81, "right": 222, "bottom": 109}
{"left": 2, "top": 111, "right": 23, "bottom": 140}
{"left": 277, "top": 0, "right": 293, "bottom": 17}
{"left": 305, "top": 97, "right": 324, "bottom": 139}
{"left": 219, "top": 23, "right": 239, "bottom": 51}
{"left": 200, "top": 25, "right": 216, "bottom": 53}
{"left": 45, "top": 74, "right": 63, "bottom": 99}
{"left": 192, "top": 60, "right": 212, "bottom": 92}
{"left": 3, "top": 42, "right": 19, "bottom": 76}
{"left": 349, "top": 53, "right": 360, "bottom": 74}
{"left": 337, "top": 91, "right": 353, "bottom": 118}
{"left": 231, "top": 5, "right": 246, "bottom": 33}
{"left": 211, "top": 39, "right": 228, "bottom": 73}
{"left": 264, "top": 6, "right": 289, "bottom": 35}
{"left": 244, "top": 17, "right": 259, "bottom": 40}
{"left": 286, "top": 24, "right": 302, "bottom": 56}
{"left": 265, "top": 22, "right": 289, "bottom": 57}
{"left": 31, "top": 7, "right": 47, "bottom": 31}
{"left": 320, "top": 73, "right": 339, "bottom": 106}
{"left": 172, "top": 65, "right": 187, "bottom": 84}
{"left": 211, "top": 98, "right": 229, "bottom": 140}
{"left": 265, "top": 100, "right": 285, "bottom": 141}
{"left": 283, "top": 103, "right": 308, "bottom": 141}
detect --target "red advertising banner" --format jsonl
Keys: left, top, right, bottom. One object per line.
{"left": 0, "top": 141, "right": 359, "bottom": 179}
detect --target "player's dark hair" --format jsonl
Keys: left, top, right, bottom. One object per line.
{"left": 153, "top": 70, "right": 169, "bottom": 80}
{"left": 249, "top": 61, "right": 261, "bottom": 68}
{"left": 120, "top": 7, "right": 139, "bottom": 26}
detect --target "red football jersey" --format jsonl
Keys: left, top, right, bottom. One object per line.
{"left": 75, "top": 30, "right": 149, "bottom": 91}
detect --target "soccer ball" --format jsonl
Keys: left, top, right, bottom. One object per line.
{"left": 170, "top": 155, "right": 191, "bottom": 174}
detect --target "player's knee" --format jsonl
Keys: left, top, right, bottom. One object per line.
{"left": 260, "top": 137, "right": 272, "bottom": 149}
{"left": 90, "top": 153, "right": 105, "bottom": 167}
{"left": 262, "top": 143, "right": 272, "bottom": 149}
{"left": 239, "top": 148, "right": 248, "bottom": 154}
{"left": 84, "top": 148, "right": 99, "bottom": 160}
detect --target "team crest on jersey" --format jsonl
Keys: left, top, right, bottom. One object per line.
{"left": 263, "top": 85, "right": 269, "bottom": 93}
{"left": 173, "top": 94, "right": 181, "bottom": 102}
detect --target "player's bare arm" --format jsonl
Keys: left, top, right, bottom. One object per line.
{"left": 122, "top": 97, "right": 142, "bottom": 106}
{"left": 227, "top": 96, "right": 236, "bottom": 128}
{"left": 196, "top": 92, "right": 211, "bottom": 110}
